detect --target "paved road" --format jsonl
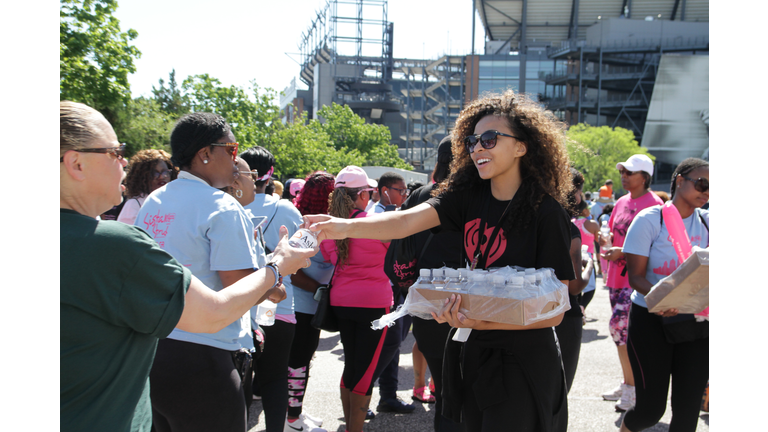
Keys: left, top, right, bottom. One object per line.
{"left": 247, "top": 276, "right": 709, "bottom": 431}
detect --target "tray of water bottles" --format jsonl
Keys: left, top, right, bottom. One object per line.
{"left": 371, "top": 266, "right": 570, "bottom": 329}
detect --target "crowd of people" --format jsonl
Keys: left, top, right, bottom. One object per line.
{"left": 61, "top": 87, "right": 709, "bottom": 432}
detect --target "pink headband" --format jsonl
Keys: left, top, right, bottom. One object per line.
{"left": 256, "top": 166, "right": 274, "bottom": 182}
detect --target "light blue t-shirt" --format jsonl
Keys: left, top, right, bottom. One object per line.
{"left": 294, "top": 251, "right": 335, "bottom": 314}
{"left": 623, "top": 206, "right": 709, "bottom": 308}
{"left": 245, "top": 195, "right": 303, "bottom": 318}
{"left": 135, "top": 173, "right": 258, "bottom": 351}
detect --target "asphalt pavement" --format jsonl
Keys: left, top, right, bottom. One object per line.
{"left": 247, "top": 276, "right": 709, "bottom": 432}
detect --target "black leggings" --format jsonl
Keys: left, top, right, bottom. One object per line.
{"left": 253, "top": 319, "right": 296, "bottom": 432}
{"left": 150, "top": 338, "right": 246, "bottom": 432}
{"left": 624, "top": 303, "right": 708, "bottom": 432}
{"left": 334, "top": 305, "right": 389, "bottom": 396}
{"left": 286, "top": 312, "right": 322, "bottom": 418}
{"left": 578, "top": 289, "right": 595, "bottom": 311}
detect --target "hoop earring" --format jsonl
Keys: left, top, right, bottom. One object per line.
{"left": 235, "top": 189, "right": 243, "bottom": 199}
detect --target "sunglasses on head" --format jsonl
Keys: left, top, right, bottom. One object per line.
{"left": 60, "top": 144, "right": 127, "bottom": 162}
{"left": 464, "top": 130, "right": 519, "bottom": 154}
{"left": 210, "top": 142, "right": 239, "bottom": 162}
{"left": 680, "top": 175, "right": 709, "bottom": 193}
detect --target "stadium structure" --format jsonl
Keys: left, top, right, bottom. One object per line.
{"left": 280, "top": 0, "right": 708, "bottom": 185}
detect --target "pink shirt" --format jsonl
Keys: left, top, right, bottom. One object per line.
{"left": 606, "top": 191, "right": 664, "bottom": 289}
{"left": 573, "top": 217, "right": 595, "bottom": 254}
{"left": 320, "top": 210, "right": 393, "bottom": 308}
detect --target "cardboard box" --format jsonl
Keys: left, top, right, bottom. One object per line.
{"left": 645, "top": 249, "right": 709, "bottom": 314}
{"left": 413, "top": 286, "right": 569, "bottom": 326}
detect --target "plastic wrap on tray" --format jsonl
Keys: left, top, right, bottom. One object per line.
{"left": 371, "top": 266, "right": 570, "bottom": 329}
{"left": 645, "top": 248, "right": 709, "bottom": 314}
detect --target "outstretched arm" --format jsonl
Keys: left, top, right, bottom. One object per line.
{"left": 302, "top": 202, "right": 441, "bottom": 242}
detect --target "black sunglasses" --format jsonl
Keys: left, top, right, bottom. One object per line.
{"left": 464, "top": 130, "right": 519, "bottom": 154}
{"left": 60, "top": 144, "right": 127, "bottom": 162}
{"left": 681, "top": 175, "right": 709, "bottom": 193}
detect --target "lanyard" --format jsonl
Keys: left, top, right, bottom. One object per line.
{"left": 470, "top": 184, "right": 513, "bottom": 270}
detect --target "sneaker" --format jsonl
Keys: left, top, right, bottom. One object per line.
{"left": 615, "top": 384, "right": 636, "bottom": 412}
{"left": 284, "top": 417, "right": 326, "bottom": 432}
{"left": 601, "top": 383, "right": 623, "bottom": 401}
{"left": 377, "top": 396, "right": 416, "bottom": 413}
{"left": 299, "top": 412, "right": 323, "bottom": 427}
{"left": 365, "top": 409, "right": 376, "bottom": 420}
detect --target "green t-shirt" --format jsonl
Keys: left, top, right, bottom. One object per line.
{"left": 60, "top": 209, "right": 190, "bottom": 432}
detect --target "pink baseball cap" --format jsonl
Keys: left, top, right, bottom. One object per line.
{"left": 289, "top": 179, "right": 306, "bottom": 196}
{"left": 334, "top": 166, "right": 377, "bottom": 189}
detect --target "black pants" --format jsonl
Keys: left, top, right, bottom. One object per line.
{"left": 374, "top": 300, "right": 412, "bottom": 399}
{"left": 624, "top": 303, "right": 709, "bottom": 432}
{"left": 150, "top": 338, "right": 247, "bottom": 432}
{"left": 578, "top": 289, "right": 595, "bottom": 311}
{"left": 253, "top": 319, "right": 295, "bottom": 432}
{"left": 412, "top": 317, "right": 465, "bottom": 432}
{"left": 335, "top": 306, "right": 390, "bottom": 395}
{"left": 286, "top": 312, "right": 322, "bottom": 418}
{"left": 555, "top": 314, "right": 583, "bottom": 393}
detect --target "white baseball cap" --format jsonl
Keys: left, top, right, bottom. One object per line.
{"left": 616, "top": 154, "right": 654, "bottom": 176}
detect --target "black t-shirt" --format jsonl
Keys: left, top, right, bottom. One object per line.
{"left": 426, "top": 181, "right": 575, "bottom": 282}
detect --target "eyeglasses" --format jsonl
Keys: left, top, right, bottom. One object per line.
{"left": 60, "top": 144, "right": 126, "bottom": 162}
{"left": 210, "top": 142, "right": 239, "bottom": 162}
{"left": 154, "top": 169, "right": 172, "bottom": 179}
{"left": 680, "top": 175, "right": 709, "bottom": 193}
{"left": 239, "top": 170, "right": 258, "bottom": 182}
{"left": 389, "top": 186, "right": 410, "bottom": 197}
{"left": 464, "top": 130, "right": 519, "bottom": 154}
{"left": 619, "top": 168, "right": 638, "bottom": 176}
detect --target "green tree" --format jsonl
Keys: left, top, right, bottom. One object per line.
{"left": 314, "top": 103, "right": 412, "bottom": 170}
{"left": 113, "top": 97, "right": 176, "bottom": 157}
{"left": 566, "top": 123, "right": 655, "bottom": 194}
{"left": 152, "top": 69, "right": 189, "bottom": 116}
{"left": 181, "top": 75, "right": 283, "bottom": 148}
{"left": 60, "top": 0, "right": 140, "bottom": 123}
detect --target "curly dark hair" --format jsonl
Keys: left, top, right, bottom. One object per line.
{"left": 124, "top": 149, "right": 177, "bottom": 198}
{"left": 294, "top": 171, "right": 335, "bottom": 216}
{"left": 567, "top": 168, "right": 585, "bottom": 217}
{"left": 670, "top": 157, "right": 709, "bottom": 199}
{"left": 434, "top": 89, "right": 573, "bottom": 233}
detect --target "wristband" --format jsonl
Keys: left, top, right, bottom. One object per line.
{"left": 265, "top": 261, "right": 283, "bottom": 289}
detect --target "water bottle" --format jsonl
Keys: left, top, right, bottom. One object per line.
{"left": 465, "top": 272, "right": 488, "bottom": 295}
{"left": 444, "top": 269, "right": 464, "bottom": 291}
{"left": 489, "top": 274, "right": 507, "bottom": 297}
{"left": 581, "top": 244, "right": 590, "bottom": 262}
{"left": 288, "top": 228, "right": 319, "bottom": 249}
{"left": 431, "top": 268, "right": 448, "bottom": 290}
{"left": 458, "top": 268, "right": 469, "bottom": 283}
{"left": 412, "top": 268, "right": 433, "bottom": 290}
{"left": 600, "top": 221, "right": 612, "bottom": 253}
{"left": 507, "top": 275, "right": 528, "bottom": 299}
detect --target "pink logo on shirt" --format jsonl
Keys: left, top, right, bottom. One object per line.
{"left": 652, "top": 259, "right": 679, "bottom": 277}
{"left": 464, "top": 218, "right": 507, "bottom": 268}
{"left": 142, "top": 211, "right": 176, "bottom": 239}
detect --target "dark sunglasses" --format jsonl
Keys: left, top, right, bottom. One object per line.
{"left": 389, "top": 186, "right": 410, "bottom": 197}
{"left": 618, "top": 168, "right": 639, "bottom": 176}
{"left": 210, "top": 142, "right": 239, "bottom": 162}
{"left": 60, "top": 144, "right": 127, "bottom": 162}
{"left": 464, "top": 130, "right": 519, "bottom": 154}
{"left": 680, "top": 175, "right": 709, "bottom": 193}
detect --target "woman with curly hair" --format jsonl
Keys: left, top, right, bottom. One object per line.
{"left": 318, "top": 166, "right": 392, "bottom": 432}
{"left": 117, "top": 149, "right": 176, "bottom": 225}
{"left": 304, "top": 89, "right": 575, "bottom": 431}
{"left": 283, "top": 171, "right": 336, "bottom": 432}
